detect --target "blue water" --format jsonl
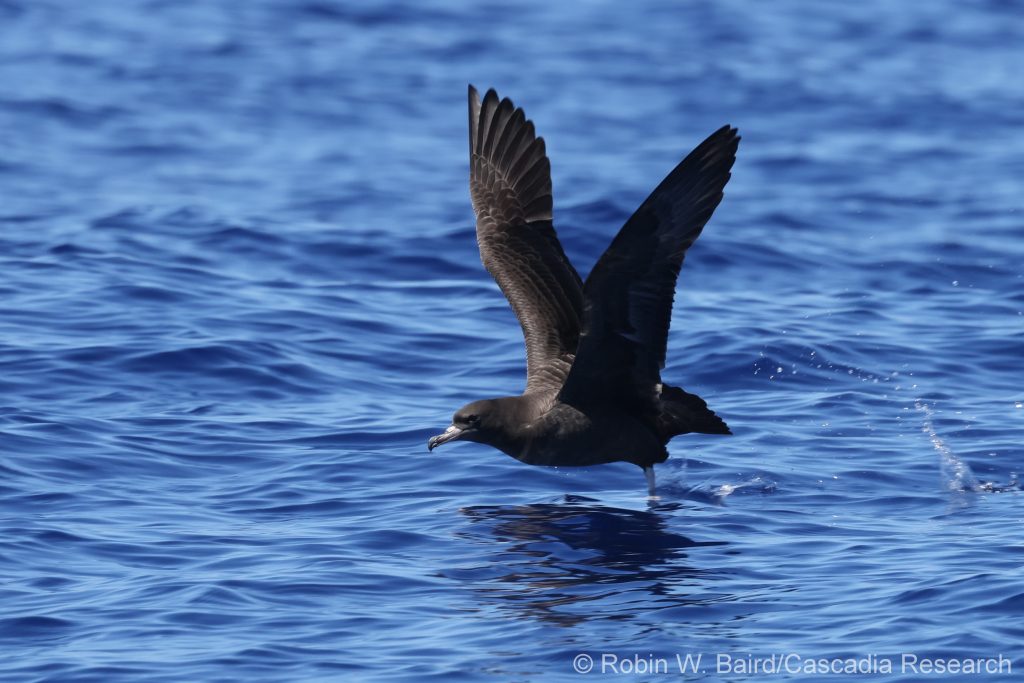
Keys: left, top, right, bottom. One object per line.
{"left": 2, "top": 1, "right": 1022, "bottom": 681}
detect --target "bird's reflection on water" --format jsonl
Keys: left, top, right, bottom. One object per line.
{"left": 449, "top": 497, "right": 731, "bottom": 626}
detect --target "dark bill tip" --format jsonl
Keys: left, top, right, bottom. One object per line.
{"left": 427, "top": 425, "right": 465, "bottom": 451}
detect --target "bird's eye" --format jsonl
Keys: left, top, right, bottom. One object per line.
{"left": 466, "top": 414, "right": 479, "bottom": 424}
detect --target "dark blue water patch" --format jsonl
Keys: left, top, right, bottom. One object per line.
{"left": 0, "top": 615, "right": 75, "bottom": 641}
{"left": 0, "top": 97, "right": 127, "bottom": 126}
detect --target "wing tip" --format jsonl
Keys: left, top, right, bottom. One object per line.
{"left": 468, "top": 85, "right": 481, "bottom": 156}
{"left": 709, "top": 124, "right": 741, "bottom": 155}
{"left": 714, "top": 123, "right": 740, "bottom": 138}
{"left": 468, "top": 87, "right": 554, "bottom": 222}
{"left": 482, "top": 87, "right": 501, "bottom": 110}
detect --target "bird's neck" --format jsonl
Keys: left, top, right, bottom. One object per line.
{"left": 485, "top": 394, "right": 552, "bottom": 459}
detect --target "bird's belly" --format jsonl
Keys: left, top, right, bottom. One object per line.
{"left": 510, "top": 408, "right": 665, "bottom": 468}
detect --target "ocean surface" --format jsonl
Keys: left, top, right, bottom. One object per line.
{"left": 1, "top": 1, "right": 1022, "bottom": 681}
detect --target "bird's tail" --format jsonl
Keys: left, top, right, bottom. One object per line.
{"left": 656, "top": 384, "right": 731, "bottom": 440}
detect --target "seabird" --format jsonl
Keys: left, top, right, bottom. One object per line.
{"left": 428, "top": 86, "right": 738, "bottom": 496}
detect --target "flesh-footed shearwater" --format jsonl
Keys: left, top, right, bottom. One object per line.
{"left": 428, "top": 86, "right": 738, "bottom": 496}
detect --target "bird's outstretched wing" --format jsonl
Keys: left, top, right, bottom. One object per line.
{"left": 558, "top": 125, "right": 739, "bottom": 412}
{"left": 468, "top": 85, "right": 584, "bottom": 394}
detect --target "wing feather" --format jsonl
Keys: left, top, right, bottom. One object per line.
{"left": 468, "top": 85, "right": 584, "bottom": 394}
{"left": 559, "top": 125, "right": 740, "bottom": 412}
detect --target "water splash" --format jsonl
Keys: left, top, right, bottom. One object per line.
{"left": 916, "top": 402, "right": 1021, "bottom": 494}
{"left": 715, "top": 475, "right": 777, "bottom": 500}
{"left": 916, "top": 401, "right": 981, "bottom": 492}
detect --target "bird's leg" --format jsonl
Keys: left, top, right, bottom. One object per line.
{"left": 644, "top": 466, "right": 657, "bottom": 498}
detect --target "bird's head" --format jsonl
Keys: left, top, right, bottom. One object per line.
{"left": 427, "top": 399, "right": 501, "bottom": 451}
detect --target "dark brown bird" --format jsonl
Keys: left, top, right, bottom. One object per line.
{"left": 428, "top": 86, "right": 738, "bottom": 496}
